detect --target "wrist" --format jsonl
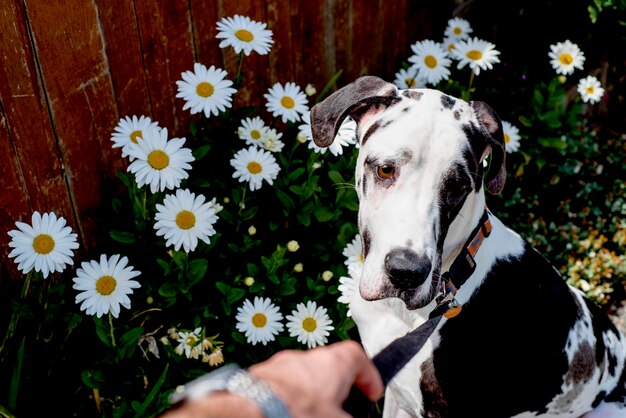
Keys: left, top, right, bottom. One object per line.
{"left": 169, "top": 364, "right": 291, "bottom": 418}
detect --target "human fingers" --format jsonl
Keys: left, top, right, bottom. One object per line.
{"left": 325, "top": 340, "right": 384, "bottom": 402}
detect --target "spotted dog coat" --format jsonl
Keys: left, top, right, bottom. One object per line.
{"left": 310, "top": 76, "right": 626, "bottom": 418}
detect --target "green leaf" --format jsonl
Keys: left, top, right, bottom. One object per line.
{"left": 110, "top": 230, "right": 136, "bottom": 244}
{"left": 133, "top": 364, "right": 169, "bottom": 418}
{"left": 538, "top": 137, "right": 567, "bottom": 150}
{"left": 119, "top": 327, "right": 144, "bottom": 359}
{"left": 81, "top": 369, "right": 105, "bottom": 389}
{"left": 275, "top": 189, "right": 296, "bottom": 210}
{"left": 288, "top": 167, "right": 306, "bottom": 182}
{"left": 93, "top": 316, "right": 112, "bottom": 347}
{"left": 328, "top": 170, "right": 344, "bottom": 184}
{"left": 158, "top": 282, "right": 178, "bottom": 298}
{"left": 188, "top": 259, "right": 208, "bottom": 283}
{"left": 8, "top": 337, "right": 25, "bottom": 410}
{"left": 226, "top": 288, "right": 246, "bottom": 304}
{"left": 297, "top": 212, "right": 311, "bottom": 226}
{"left": 116, "top": 171, "right": 131, "bottom": 187}
{"left": 156, "top": 258, "right": 170, "bottom": 276}
{"left": 193, "top": 144, "right": 211, "bottom": 161}
{"left": 314, "top": 207, "right": 335, "bottom": 222}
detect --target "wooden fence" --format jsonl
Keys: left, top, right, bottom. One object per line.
{"left": 0, "top": 0, "right": 455, "bottom": 280}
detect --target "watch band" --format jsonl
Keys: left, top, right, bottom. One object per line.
{"left": 169, "top": 364, "right": 291, "bottom": 418}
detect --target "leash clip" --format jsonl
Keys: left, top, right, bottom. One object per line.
{"left": 435, "top": 274, "right": 462, "bottom": 319}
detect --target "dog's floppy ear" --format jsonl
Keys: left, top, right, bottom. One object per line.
{"left": 310, "top": 76, "right": 398, "bottom": 147}
{"left": 471, "top": 101, "right": 506, "bottom": 195}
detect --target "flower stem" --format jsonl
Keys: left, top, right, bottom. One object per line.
{"left": 235, "top": 52, "right": 245, "bottom": 88}
{"left": 108, "top": 313, "right": 116, "bottom": 348}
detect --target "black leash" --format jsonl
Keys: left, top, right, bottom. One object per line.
{"left": 342, "top": 210, "right": 492, "bottom": 417}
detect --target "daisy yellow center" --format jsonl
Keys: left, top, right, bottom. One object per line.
{"left": 130, "top": 130, "right": 143, "bottom": 144}
{"left": 176, "top": 210, "right": 196, "bottom": 230}
{"left": 447, "top": 44, "right": 456, "bottom": 52}
{"left": 32, "top": 234, "right": 55, "bottom": 255}
{"left": 252, "top": 313, "right": 268, "bottom": 328}
{"left": 96, "top": 275, "right": 117, "bottom": 296}
{"left": 247, "top": 161, "right": 262, "bottom": 174}
{"left": 302, "top": 317, "right": 317, "bottom": 332}
{"left": 235, "top": 29, "right": 254, "bottom": 42}
{"left": 147, "top": 150, "right": 170, "bottom": 170}
{"left": 467, "top": 50, "right": 482, "bottom": 61}
{"left": 359, "top": 252, "right": 364, "bottom": 263}
{"left": 504, "top": 133, "right": 511, "bottom": 144}
{"left": 406, "top": 77, "right": 416, "bottom": 87}
{"left": 586, "top": 87, "right": 595, "bottom": 94}
{"left": 559, "top": 53, "right": 573, "bottom": 65}
{"left": 250, "top": 130, "right": 261, "bottom": 140}
{"left": 196, "top": 82, "right": 215, "bottom": 98}
{"left": 424, "top": 55, "right": 438, "bottom": 69}
{"left": 281, "top": 96, "right": 295, "bottom": 109}
{"left": 453, "top": 27, "right": 462, "bottom": 35}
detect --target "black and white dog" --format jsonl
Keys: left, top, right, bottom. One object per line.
{"left": 310, "top": 76, "right": 626, "bottom": 418}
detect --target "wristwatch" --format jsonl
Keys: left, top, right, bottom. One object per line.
{"left": 169, "top": 363, "right": 291, "bottom": 418}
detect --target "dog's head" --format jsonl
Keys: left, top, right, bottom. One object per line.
{"left": 311, "top": 76, "right": 506, "bottom": 310}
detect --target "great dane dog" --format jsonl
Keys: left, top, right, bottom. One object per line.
{"left": 309, "top": 76, "right": 626, "bottom": 418}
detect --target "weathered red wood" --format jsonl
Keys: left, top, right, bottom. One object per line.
{"left": 24, "top": 0, "right": 123, "bottom": 254}
{"left": 0, "top": 0, "right": 454, "bottom": 282}
{"left": 96, "top": 0, "right": 153, "bottom": 122}
{"left": 134, "top": 0, "right": 195, "bottom": 137}
{"left": 0, "top": 0, "right": 77, "bottom": 278}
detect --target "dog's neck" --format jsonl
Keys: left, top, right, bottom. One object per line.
{"left": 441, "top": 190, "right": 488, "bottom": 272}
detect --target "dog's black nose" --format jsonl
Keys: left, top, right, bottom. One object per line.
{"left": 384, "top": 248, "right": 431, "bottom": 291}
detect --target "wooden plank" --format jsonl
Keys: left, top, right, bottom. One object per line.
{"left": 266, "top": 0, "right": 296, "bottom": 89}
{"left": 190, "top": 0, "right": 224, "bottom": 71}
{"left": 0, "top": 0, "right": 77, "bottom": 279}
{"left": 134, "top": 0, "right": 195, "bottom": 137}
{"left": 24, "top": 0, "right": 123, "bottom": 254}
{"left": 290, "top": 0, "right": 328, "bottom": 88}
{"left": 96, "top": 0, "right": 152, "bottom": 119}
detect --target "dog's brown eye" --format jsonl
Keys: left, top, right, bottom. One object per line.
{"left": 377, "top": 164, "right": 395, "bottom": 179}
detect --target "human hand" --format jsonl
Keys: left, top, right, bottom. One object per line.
{"left": 249, "top": 340, "right": 383, "bottom": 418}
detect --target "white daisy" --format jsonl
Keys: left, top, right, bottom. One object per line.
{"left": 216, "top": 15, "right": 274, "bottom": 56}
{"left": 175, "top": 327, "right": 202, "bottom": 359}
{"left": 230, "top": 146, "right": 281, "bottom": 191}
{"left": 286, "top": 301, "right": 334, "bottom": 349}
{"left": 235, "top": 297, "right": 284, "bottom": 345}
{"left": 176, "top": 63, "right": 237, "bottom": 118}
{"left": 238, "top": 116, "right": 269, "bottom": 147}
{"left": 549, "top": 40, "right": 585, "bottom": 76}
{"left": 154, "top": 188, "right": 219, "bottom": 253}
{"left": 444, "top": 17, "right": 473, "bottom": 40}
{"left": 577, "top": 76, "right": 604, "bottom": 104}
{"left": 502, "top": 121, "right": 521, "bottom": 154}
{"left": 8, "top": 211, "right": 79, "bottom": 278}
{"left": 342, "top": 234, "right": 364, "bottom": 270}
{"left": 207, "top": 197, "right": 224, "bottom": 214}
{"left": 110, "top": 115, "right": 160, "bottom": 159}
{"left": 338, "top": 263, "right": 362, "bottom": 317}
{"left": 408, "top": 40, "right": 451, "bottom": 85}
{"left": 72, "top": 254, "right": 141, "bottom": 318}
{"left": 300, "top": 112, "right": 357, "bottom": 156}
{"left": 126, "top": 127, "right": 194, "bottom": 193}
{"left": 442, "top": 37, "right": 458, "bottom": 55}
{"left": 453, "top": 37, "right": 501, "bottom": 76}
{"left": 261, "top": 128, "right": 285, "bottom": 153}
{"left": 393, "top": 67, "right": 427, "bottom": 89}
{"left": 264, "top": 82, "right": 309, "bottom": 123}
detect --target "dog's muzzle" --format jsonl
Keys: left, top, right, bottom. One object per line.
{"left": 384, "top": 247, "right": 432, "bottom": 291}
